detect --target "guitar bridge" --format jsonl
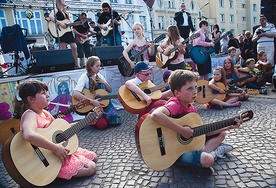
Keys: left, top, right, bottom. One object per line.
{"left": 156, "top": 128, "right": 166, "bottom": 156}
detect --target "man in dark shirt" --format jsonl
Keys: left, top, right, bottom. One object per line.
{"left": 97, "top": 2, "right": 122, "bottom": 46}
{"left": 90, "top": 21, "right": 102, "bottom": 46}
{"left": 73, "top": 12, "right": 94, "bottom": 67}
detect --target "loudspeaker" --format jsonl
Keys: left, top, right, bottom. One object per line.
{"left": 261, "top": 0, "right": 276, "bottom": 24}
{"left": 273, "top": 73, "right": 276, "bottom": 91}
{"left": 35, "top": 49, "right": 75, "bottom": 73}
{"left": 91, "top": 46, "right": 124, "bottom": 66}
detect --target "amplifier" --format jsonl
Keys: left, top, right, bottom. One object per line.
{"left": 34, "top": 49, "right": 75, "bottom": 73}
{"left": 91, "top": 46, "right": 124, "bottom": 66}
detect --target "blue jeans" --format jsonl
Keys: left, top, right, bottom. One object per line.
{"left": 176, "top": 150, "right": 203, "bottom": 168}
{"left": 103, "top": 31, "right": 122, "bottom": 46}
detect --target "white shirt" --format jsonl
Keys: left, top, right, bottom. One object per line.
{"left": 253, "top": 23, "right": 276, "bottom": 47}
{"left": 181, "top": 12, "right": 189, "bottom": 26}
{"left": 74, "top": 72, "right": 106, "bottom": 92}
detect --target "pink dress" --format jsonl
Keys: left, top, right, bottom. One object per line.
{"left": 20, "top": 109, "right": 96, "bottom": 180}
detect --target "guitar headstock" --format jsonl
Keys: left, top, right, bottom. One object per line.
{"left": 75, "top": 99, "right": 91, "bottom": 109}
{"left": 190, "top": 32, "right": 200, "bottom": 40}
{"left": 153, "top": 34, "right": 166, "bottom": 43}
{"left": 237, "top": 110, "right": 254, "bottom": 122}
{"left": 121, "top": 11, "right": 128, "bottom": 19}
{"left": 93, "top": 106, "right": 104, "bottom": 116}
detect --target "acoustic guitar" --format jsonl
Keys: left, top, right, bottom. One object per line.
{"left": 136, "top": 110, "right": 253, "bottom": 171}
{"left": 256, "top": 63, "right": 274, "bottom": 74}
{"left": 155, "top": 32, "right": 200, "bottom": 68}
{"left": 189, "top": 30, "right": 231, "bottom": 64}
{"left": 100, "top": 11, "right": 128, "bottom": 36}
{"left": 48, "top": 19, "right": 82, "bottom": 38}
{"left": 117, "top": 34, "right": 166, "bottom": 77}
{"left": 2, "top": 107, "right": 103, "bottom": 187}
{"left": 72, "top": 88, "right": 118, "bottom": 114}
{"left": 196, "top": 80, "right": 258, "bottom": 104}
{"left": 0, "top": 100, "right": 90, "bottom": 146}
{"left": 118, "top": 82, "right": 169, "bottom": 114}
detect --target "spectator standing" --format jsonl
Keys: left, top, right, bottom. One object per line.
{"left": 220, "top": 35, "right": 229, "bottom": 54}
{"left": 211, "top": 24, "right": 221, "bottom": 54}
{"left": 252, "top": 15, "right": 276, "bottom": 66}
{"left": 241, "top": 31, "right": 254, "bottom": 67}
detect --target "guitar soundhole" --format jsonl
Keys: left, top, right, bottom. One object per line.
{"left": 143, "top": 88, "right": 151, "bottom": 95}
{"left": 52, "top": 130, "right": 68, "bottom": 146}
{"left": 177, "top": 134, "right": 192, "bottom": 145}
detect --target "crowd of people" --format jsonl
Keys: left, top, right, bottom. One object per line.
{"left": 4, "top": 1, "right": 276, "bottom": 186}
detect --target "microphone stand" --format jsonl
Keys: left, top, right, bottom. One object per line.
{"left": 110, "top": 9, "right": 116, "bottom": 46}
{"left": 52, "top": 0, "right": 61, "bottom": 49}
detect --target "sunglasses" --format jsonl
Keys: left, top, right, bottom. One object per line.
{"left": 139, "top": 73, "right": 151, "bottom": 77}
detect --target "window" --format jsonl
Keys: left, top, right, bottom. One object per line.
{"left": 253, "top": 17, "right": 257, "bottom": 23}
{"left": 169, "top": 17, "right": 174, "bottom": 25}
{"left": 0, "top": 10, "right": 7, "bottom": 35}
{"left": 242, "top": 4, "right": 246, "bottom": 8}
{"left": 191, "top": 1, "right": 194, "bottom": 10}
{"left": 158, "top": 16, "right": 164, "bottom": 30}
{"left": 110, "top": 0, "right": 118, "bottom": 3}
{"left": 128, "top": 15, "right": 134, "bottom": 30}
{"left": 94, "top": 0, "right": 101, "bottom": 2}
{"left": 229, "top": 0, "right": 233, "bottom": 8}
{"left": 15, "top": 10, "right": 43, "bottom": 35}
{"left": 220, "top": 14, "right": 225, "bottom": 22}
{"left": 219, "top": 0, "right": 224, "bottom": 7}
{"left": 230, "top": 14, "right": 234, "bottom": 22}
{"left": 253, "top": 4, "right": 257, "bottom": 11}
{"left": 139, "top": 16, "right": 147, "bottom": 31}
{"left": 126, "top": 0, "right": 132, "bottom": 4}
{"left": 168, "top": 0, "right": 174, "bottom": 8}
{"left": 242, "top": 17, "right": 246, "bottom": 21}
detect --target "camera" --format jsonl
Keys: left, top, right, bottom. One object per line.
{"left": 256, "top": 29, "right": 265, "bottom": 35}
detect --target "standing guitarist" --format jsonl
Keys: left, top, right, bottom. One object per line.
{"left": 192, "top": 20, "right": 214, "bottom": 80}
{"left": 97, "top": 2, "right": 122, "bottom": 46}
{"left": 49, "top": 0, "right": 79, "bottom": 68}
{"left": 73, "top": 13, "right": 94, "bottom": 68}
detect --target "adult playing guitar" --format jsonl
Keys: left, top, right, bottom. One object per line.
{"left": 97, "top": 2, "right": 122, "bottom": 46}
{"left": 49, "top": 0, "right": 79, "bottom": 68}
{"left": 73, "top": 12, "right": 95, "bottom": 67}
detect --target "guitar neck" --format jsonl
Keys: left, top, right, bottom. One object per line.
{"left": 193, "top": 117, "right": 236, "bottom": 137}
{"left": 169, "top": 37, "right": 190, "bottom": 53}
{"left": 96, "top": 94, "right": 118, "bottom": 100}
{"left": 149, "top": 83, "right": 169, "bottom": 92}
{"left": 133, "top": 45, "right": 150, "bottom": 59}
{"left": 62, "top": 111, "right": 98, "bottom": 140}
{"left": 53, "top": 105, "right": 75, "bottom": 119}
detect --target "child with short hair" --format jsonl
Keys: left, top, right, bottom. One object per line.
{"left": 18, "top": 80, "right": 97, "bottom": 180}
{"left": 228, "top": 46, "right": 238, "bottom": 66}
{"left": 150, "top": 70, "right": 242, "bottom": 171}
{"left": 238, "top": 58, "right": 268, "bottom": 94}
{"left": 125, "top": 61, "right": 171, "bottom": 118}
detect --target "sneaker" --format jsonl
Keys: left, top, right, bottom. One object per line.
{"left": 259, "top": 88, "right": 267, "bottom": 95}
{"left": 213, "top": 143, "right": 233, "bottom": 159}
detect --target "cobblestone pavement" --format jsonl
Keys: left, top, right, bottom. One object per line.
{"left": 0, "top": 88, "right": 275, "bottom": 188}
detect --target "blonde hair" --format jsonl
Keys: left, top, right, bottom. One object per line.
{"left": 132, "top": 22, "right": 145, "bottom": 37}
{"left": 56, "top": 0, "right": 69, "bottom": 19}
{"left": 86, "top": 56, "right": 101, "bottom": 93}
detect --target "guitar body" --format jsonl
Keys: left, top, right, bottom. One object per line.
{"left": 256, "top": 63, "right": 273, "bottom": 73}
{"left": 2, "top": 118, "right": 78, "bottom": 187}
{"left": 72, "top": 88, "right": 110, "bottom": 114}
{"left": 0, "top": 119, "right": 20, "bottom": 145}
{"left": 237, "top": 71, "right": 253, "bottom": 87}
{"left": 136, "top": 110, "right": 253, "bottom": 171}
{"left": 75, "top": 31, "right": 93, "bottom": 44}
{"left": 136, "top": 113, "right": 205, "bottom": 171}
{"left": 48, "top": 19, "right": 73, "bottom": 38}
{"left": 190, "top": 46, "right": 214, "bottom": 64}
{"left": 100, "top": 19, "right": 113, "bottom": 36}
{"left": 117, "top": 55, "right": 134, "bottom": 77}
{"left": 196, "top": 80, "right": 226, "bottom": 104}
{"left": 118, "top": 82, "right": 163, "bottom": 114}
{"left": 155, "top": 46, "right": 177, "bottom": 68}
